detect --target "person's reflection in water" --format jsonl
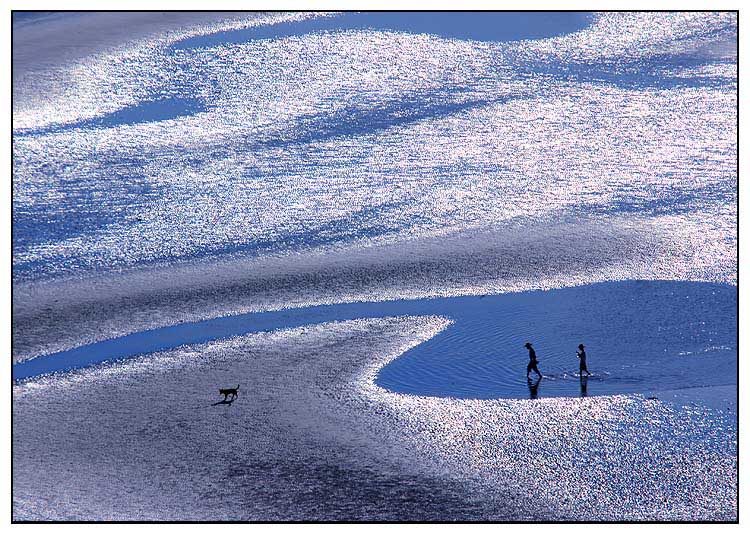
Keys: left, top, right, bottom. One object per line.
{"left": 580, "top": 375, "right": 589, "bottom": 397}
{"left": 527, "top": 375, "right": 542, "bottom": 399}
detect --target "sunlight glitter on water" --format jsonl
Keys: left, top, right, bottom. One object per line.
{"left": 13, "top": 12, "right": 736, "bottom": 286}
{"left": 12, "top": 11, "right": 737, "bottom": 521}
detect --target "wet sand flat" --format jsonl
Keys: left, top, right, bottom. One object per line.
{"left": 13, "top": 316, "right": 736, "bottom": 520}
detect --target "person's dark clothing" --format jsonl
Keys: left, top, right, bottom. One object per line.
{"left": 577, "top": 349, "right": 590, "bottom": 375}
{"left": 526, "top": 346, "right": 541, "bottom": 377}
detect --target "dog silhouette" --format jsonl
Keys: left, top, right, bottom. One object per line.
{"left": 219, "top": 384, "right": 239, "bottom": 402}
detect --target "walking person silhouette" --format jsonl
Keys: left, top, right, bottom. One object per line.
{"left": 525, "top": 342, "right": 542, "bottom": 378}
{"left": 577, "top": 343, "right": 591, "bottom": 376}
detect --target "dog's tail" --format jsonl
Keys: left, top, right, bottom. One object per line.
{"left": 236, "top": 384, "right": 240, "bottom": 390}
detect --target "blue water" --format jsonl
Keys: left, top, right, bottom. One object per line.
{"left": 11, "top": 13, "right": 739, "bottom": 522}
{"left": 14, "top": 281, "right": 737, "bottom": 400}
{"left": 12, "top": 13, "right": 737, "bottom": 283}
{"left": 14, "top": 96, "right": 207, "bottom": 137}
{"left": 12, "top": 13, "right": 738, "bottom": 397}
{"left": 172, "top": 12, "right": 594, "bottom": 51}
